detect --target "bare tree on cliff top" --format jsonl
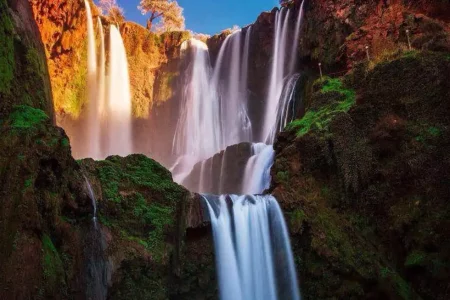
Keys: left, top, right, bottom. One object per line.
{"left": 98, "top": 0, "right": 125, "bottom": 24}
{"left": 138, "top": 0, "right": 185, "bottom": 32}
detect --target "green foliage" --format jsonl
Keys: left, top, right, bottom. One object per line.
{"left": 288, "top": 77, "right": 356, "bottom": 137}
{"left": 0, "top": 0, "right": 15, "bottom": 94}
{"left": 133, "top": 193, "right": 173, "bottom": 261}
{"left": 98, "top": 164, "right": 122, "bottom": 203}
{"left": 62, "top": 137, "right": 70, "bottom": 147}
{"left": 275, "top": 171, "right": 289, "bottom": 183}
{"left": 41, "top": 234, "right": 65, "bottom": 291}
{"left": 405, "top": 251, "right": 426, "bottom": 267}
{"left": 94, "top": 155, "right": 184, "bottom": 263}
{"left": 380, "top": 267, "right": 412, "bottom": 299}
{"left": 8, "top": 105, "right": 49, "bottom": 130}
{"left": 413, "top": 125, "right": 442, "bottom": 143}
{"left": 24, "top": 178, "right": 33, "bottom": 190}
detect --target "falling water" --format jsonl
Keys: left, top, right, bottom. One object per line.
{"left": 171, "top": 39, "right": 222, "bottom": 182}
{"left": 204, "top": 194, "right": 300, "bottom": 300}
{"left": 262, "top": 3, "right": 305, "bottom": 142}
{"left": 97, "top": 17, "right": 106, "bottom": 129}
{"left": 242, "top": 143, "right": 275, "bottom": 194}
{"left": 106, "top": 25, "right": 132, "bottom": 157}
{"left": 84, "top": 175, "right": 98, "bottom": 224}
{"left": 84, "top": 0, "right": 101, "bottom": 159}
{"left": 83, "top": 176, "right": 108, "bottom": 300}
{"left": 290, "top": 0, "right": 305, "bottom": 74}
{"left": 212, "top": 28, "right": 253, "bottom": 146}
{"left": 266, "top": 73, "right": 301, "bottom": 144}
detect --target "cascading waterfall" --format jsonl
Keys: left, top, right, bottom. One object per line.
{"left": 212, "top": 28, "right": 253, "bottom": 146}
{"left": 172, "top": 39, "right": 222, "bottom": 182}
{"left": 106, "top": 25, "right": 133, "bottom": 157}
{"left": 242, "top": 143, "right": 275, "bottom": 194}
{"left": 84, "top": 0, "right": 101, "bottom": 159}
{"left": 262, "top": 2, "right": 305, "bottom": 142}
{"left": 203, "top": 4, "right": 305, "bottom": 299}
{"left": 239, "top": 2, "right": 305, "bottom": 195}
{"left": 204, "top": 194, "right": 300, "bottom": 300}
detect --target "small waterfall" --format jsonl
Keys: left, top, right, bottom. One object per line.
{"left": 84, "top": 175, "right": 98, "bottom": 224}
{"left": 84, "top": 0, "right": 101, "bottom": 159}
{"left": 203, "top": 194, "right": 300, "bottom": 300}
{"left": 106, "top": 25, "right": 133, "bottom": 157}
{"left": 83, "top": 176, "right": 108, "bottom": 300}
{"left": 172, "top": 39, "right": 222, "bottom": 182}
{"left": 242, "top": 143, "right": 275, "bottom": 194}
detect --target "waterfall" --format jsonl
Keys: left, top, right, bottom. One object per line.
{"left": 84, "top": 175, "right": 98, "bottom": 224}
{"left": 202, "top": 5, "right": 305, "bottom": 299}
{"left": 266, "top": 73, "right": 302, "bottom": 144}
{"left": 83, "top": 176, "right": 108, "bottom": 300}
{"left": 203, "top": 194, "right": 300, "bottom": 300}
{"left": 97, "top": 17, "right": 106, "bottom": 131}
{"left": 262, "top": 2, "right": 305, "bottom": 142}
{"left": 212, "top": 28, "right": 253, "bottom": 146}
{"left": 171, "top": 39, "right": 222, "bottom": 182}
{"left": 242, "top": 143, "right": 275, "bottom": 194}
{"left": 106, "top": 25, "right": 133, "bottom": 157}
{"left": 84, "top": 0, "right": 101, "bottom": 159}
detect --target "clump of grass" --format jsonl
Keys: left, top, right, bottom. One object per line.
{"left": 288, "top": 77, "right": 356, "bottom": 137}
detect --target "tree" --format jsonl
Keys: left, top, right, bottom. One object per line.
{"left": 98, "top": 0, "right": 125, "bottom": 24}
{"left": 280, "top": 0, "right": 294, "bottom": 7}
{"left": 138, "top": 0, "right": 185, "bottom": 32}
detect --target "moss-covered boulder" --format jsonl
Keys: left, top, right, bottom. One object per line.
{"left": 272, "top": 51, "right": 450, "bottom": 299}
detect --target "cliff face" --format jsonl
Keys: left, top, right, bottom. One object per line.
{"left": 1, "top": 1, "right": 210, "bottom": 299}
{"left": 28, "top": 0, "right": 190, "bottom": 121}
{"left": 0, "top": 0, "right": 54, "bottom": 120}
{"left": 271, "top": 52, "right": 450, "bottom": 299}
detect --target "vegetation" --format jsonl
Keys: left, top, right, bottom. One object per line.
{"left": 41, "top": 234, "right": 65, "bottom": 292}
{"left": 92, "top": 154, "right": 186, "bottom": 263}
{"left": 138, "top": 0, "right": 185, "bottom": 32}
{"left": 98, "top": 0, "right": 125, "bottom": 24}
{"left": 288, "top": 77, "right": 356, "bottom": 136}
{"left": 0, "top": 0, "right": 15, "bottom": 95}
{"left": 7, "top": 105, "right": 49, "bottom": 131}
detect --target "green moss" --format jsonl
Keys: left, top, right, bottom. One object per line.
{"left": 98, "top": 163, "right": 122, "bottom": 203}
{"left": 0, "top": 0, "right": 15, "bottom": 94}
{"left": 413, "top": 124, "right": 442, "bottom": 144}
{"left": 288, "top": 78, "right": 356, "bottom": 137}
{"left": 290, "top": 209, "right": 306, "bottom": 232}
{"left": 24, "top": 178, "right": 33, "bottom": 189}
{"left": 133, "top": 193, "right": 174, "bottom": 261}
{"left": 405, "top": 250, "right": 426, "bottom": 267}
{"left": 61, "top": 137, "right": 70, "bottom": 147}
{"left": 276, "top": 171, "right": 289, "bottom": 183}
{"left": 380, "top": 267, "right": 412, "bottom": 299}
{"left": 8, "top": 105, "right": 49, "bottom": 130}
{"left": 41, "top": 234, "right": 65, "bottom": 292}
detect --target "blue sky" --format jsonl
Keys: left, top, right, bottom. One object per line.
{"left": 114, "top": 0, "right": 280, "bottom": 35}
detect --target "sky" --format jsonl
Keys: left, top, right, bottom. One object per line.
{"left": 115, "top": 0, "right": 280, "bottom": 35}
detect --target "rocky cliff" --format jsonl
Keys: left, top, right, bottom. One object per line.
{"left": 1, "top": 1, "right": 209, "bottom": 299}
{"left": 271, "top": 51, "right": 450, "bottom": 299}
{"left": 28, "top": 0, "right": 190, "bottom": 120}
